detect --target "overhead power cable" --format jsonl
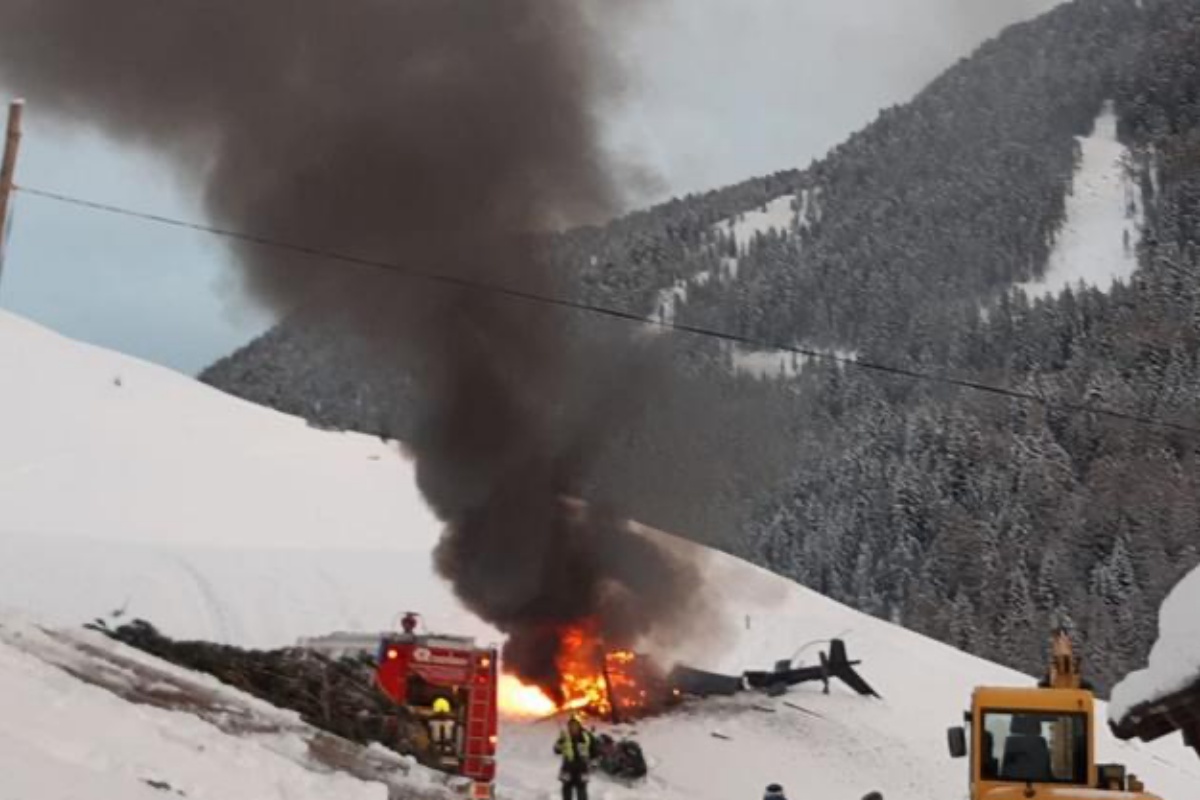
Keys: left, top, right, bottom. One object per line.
{"left": 14, "top": 183, "right": 1200, "bottom": 438}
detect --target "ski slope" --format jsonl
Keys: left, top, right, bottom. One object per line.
{"left": 1, "top": 307, "right": 1197, "bottom": 800}
{"left": 1017, "top": 101, "right": 1144, "bottom": 300}
{"left": 714, "top": 194, "right": 799, "bottom": 253}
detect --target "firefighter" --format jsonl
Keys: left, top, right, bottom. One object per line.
{"left": 427, "top": 696, "right": 456, "bottom": 755}
{"left": 554, "top": 714, "right": 594, "bottom": 800}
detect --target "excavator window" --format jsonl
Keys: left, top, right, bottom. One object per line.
{"left": 980, "top": 711, "right": 1087, "bottom": 785}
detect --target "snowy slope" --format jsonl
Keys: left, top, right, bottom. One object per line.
{"left": 0, "top": 309, "right": 436, "bottom": 552}
{"left": 0, "top": 613, "right": 451, "bottom": 800}
{"left": 1111, "top": 565, "right": 1200, "bottom": 719}
{"left": 1, "top": 308, "right": 1198, "bottom": 800}
{"left": 0, "top": 532, "right": 496, "bottom": 648}
{"left": 1017, "top": 101, "right": 1144, "bottom": 300}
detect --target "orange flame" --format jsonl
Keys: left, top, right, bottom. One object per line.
{"left": 558, "top": 626, "right": 614, "bottom": 717}
{"left": 497, "top": 674, "right": 557, "bottom": 718}
{"left": 497, "top": 624, "right": 658, "bottom": 720}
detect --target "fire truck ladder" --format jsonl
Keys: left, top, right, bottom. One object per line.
{"left": 465, "top": 656, "right": 496, "bottom": 799}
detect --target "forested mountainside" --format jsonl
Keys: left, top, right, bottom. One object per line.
{"left": 202, "top": 0, "right": 1200, "bottom": 691}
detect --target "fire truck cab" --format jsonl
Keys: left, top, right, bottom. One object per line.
{"left": 375, "top": 616, "right": 499, "bottom": 799}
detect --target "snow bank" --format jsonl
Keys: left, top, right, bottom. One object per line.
{"left": 1017, "top": 101, "right": 1144, "bottom": 300}
{"left": 1110, "top": 565, "right": 1200, "bottom": 720}
{"left": 0, "top": 614, "right": 407, "bottom": 800}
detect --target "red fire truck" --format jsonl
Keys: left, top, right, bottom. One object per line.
{"left": 374, "top": 614, "right": 499, "bottom": 799}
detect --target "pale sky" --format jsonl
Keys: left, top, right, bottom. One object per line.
{"left": 0, "top": 0, "right": 1061, "bottom": 374}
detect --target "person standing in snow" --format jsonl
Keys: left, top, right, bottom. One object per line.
{"left": 554, "top": 715, "right": 594, "bottom": 800}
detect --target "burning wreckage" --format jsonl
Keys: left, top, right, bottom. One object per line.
{"left": 332, "top": 615, "right": 880, "bottom": 790}
{"left": 499, "top": 629, "right": 880, "bottom": 722}
{"left": 94, "top": 613, "right": 877, "bottom": 796}
{"left": 492, "top": 625, "right": 880, "bottom": 784}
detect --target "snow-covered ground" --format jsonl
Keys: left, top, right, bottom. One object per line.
{"left": 1, "top": 307, "right": 1198, "bottom": 800}
{"left": 0, "top": 612, "right": 451, "bottom": 800}
{"left": 0, "top": 310, "right": 436, "bottom": 552}
{"left": 1017, "top": 101, "right": 1144, "bottom": 300}
{"left": 1111, "top": 565, "right": 1200, "bottom": 720}
{"left": 0, "top": 532, "right": 496, "bottom": 649}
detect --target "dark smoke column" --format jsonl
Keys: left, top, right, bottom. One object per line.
{"left": 0, "top": 0, "right": 704, "bottom": 690}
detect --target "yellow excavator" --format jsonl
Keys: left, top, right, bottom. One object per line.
{"left": 947, "top": 630, "right": 1162, "bottom": 799}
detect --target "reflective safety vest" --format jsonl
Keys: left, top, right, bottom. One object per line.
{"left": 559, "top": 731, "right": 592, "bottom": 762}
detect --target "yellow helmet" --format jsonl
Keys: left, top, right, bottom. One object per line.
{"left": 432, "top": 697, "right": 451, "bottom": 714}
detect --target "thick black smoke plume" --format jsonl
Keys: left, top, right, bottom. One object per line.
{"left": 0, "top": 0, "right": 708, "bottom": 690}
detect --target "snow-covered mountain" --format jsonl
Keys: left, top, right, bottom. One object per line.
{"left": 1, "top": 308, "right": 1198, "bottom": 800}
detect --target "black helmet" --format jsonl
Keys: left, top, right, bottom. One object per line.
{"left": 764, "top": 784, "right": 786, "bottom": 800}
{"left": 862, "top": 793, "right": 884, "bottom": 800}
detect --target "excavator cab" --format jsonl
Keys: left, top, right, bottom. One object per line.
{"left": 948, "top": 631, "right": 1162, "bottom": 799}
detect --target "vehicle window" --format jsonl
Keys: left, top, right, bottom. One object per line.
{"left": 980, "top": 711, "right": 1087, "bottom": 784}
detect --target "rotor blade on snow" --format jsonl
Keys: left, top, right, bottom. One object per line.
{"left": 668, "top": 664, "right": 743, "bottom": 697}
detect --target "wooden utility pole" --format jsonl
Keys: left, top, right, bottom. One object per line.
{"left": 0, "top": 98, "right": 25, "bottom": 284}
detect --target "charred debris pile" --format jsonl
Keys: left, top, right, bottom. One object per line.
{"left": 88, "top": 619, "right": 429, "bottom": 756}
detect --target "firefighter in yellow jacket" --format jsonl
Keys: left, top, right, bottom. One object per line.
{"left": 553, "top": 715, "right": 594, "bottom": 800}
{"left": 427, "top": 696, "right": 456, "bottom": 756}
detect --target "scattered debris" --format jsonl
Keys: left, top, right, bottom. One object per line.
{"left": 668, "top": 665, "right": 744, "bottom": 698}
{"left": 783, "top": 701, "right": 826, "bottom": 721}
{"left": 141, "top": 778, "right": 183, "bottom": 795}
{"left": 593, "top": 733, "right": 648, "bottom": 780}
{"left": 669, "top": 639, "right": 877, "bottom": 704}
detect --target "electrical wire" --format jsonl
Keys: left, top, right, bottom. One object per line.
{"left": 14, "top": 183, "right": 1200, "bottom": 438}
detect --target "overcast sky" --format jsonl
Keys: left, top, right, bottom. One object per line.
{"left": 0, "top": 0, "right": 1061, "bottom": 375}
